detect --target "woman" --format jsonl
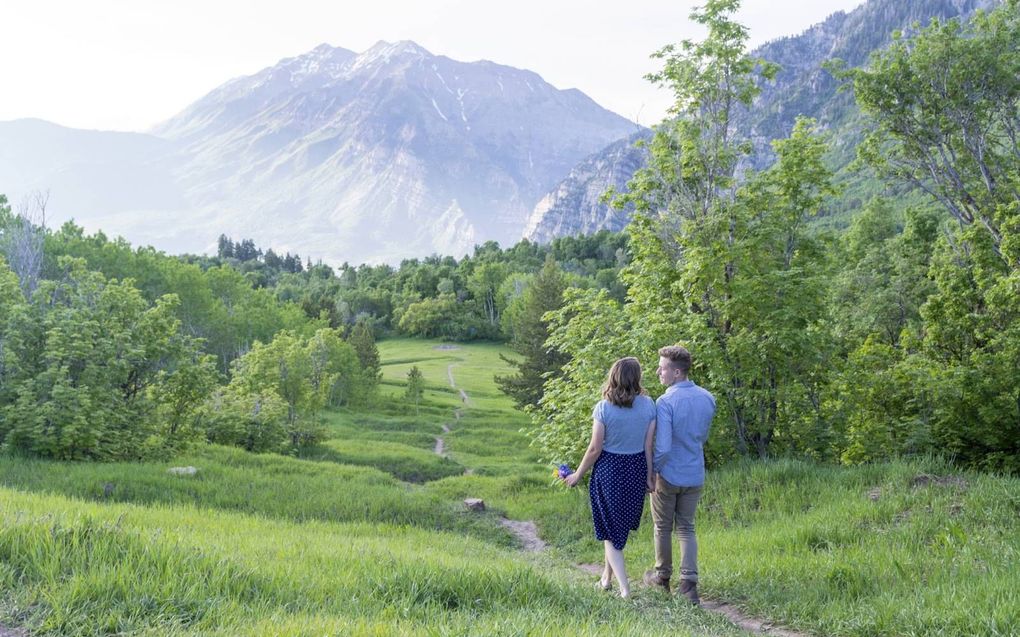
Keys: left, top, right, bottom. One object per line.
{"left": 564, "top": 357, "right": 656, "bottom": 598}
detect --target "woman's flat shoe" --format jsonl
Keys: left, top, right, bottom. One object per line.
{"left": 596, "top": 578, "right": 612, "bottom": 591}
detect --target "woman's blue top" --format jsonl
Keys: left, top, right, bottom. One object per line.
{"left": 592, "top": 394, "right": 656, "bottom": 454}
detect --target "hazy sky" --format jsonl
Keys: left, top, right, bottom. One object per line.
{"left": 1, "top": 0, "right": 866, "bottom": 132}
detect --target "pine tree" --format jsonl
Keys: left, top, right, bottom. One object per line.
{"left": 349, "top": 319, "right": 382, "bottom": 384}
{"left": 495, "top": 255, "right": 569, "bottom": 408}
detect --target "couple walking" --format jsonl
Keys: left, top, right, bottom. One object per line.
{"left": 563, "top": 346, "right": 715, "bottom": 601}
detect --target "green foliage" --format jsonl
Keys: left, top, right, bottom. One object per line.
{"left": 841, "top": 0, "right": 1020, "bottom": 258}
{"left": 495, "top": 255, "right": 570, "bottom": 408}
{"left": 200, "top": 386, "right": 289, "bottom": 452}
{"left": 224, "top": 329, "right": 365, "bottom": 450}
{"left": 404, "top": 365, "right": 425, "bottom": 414}
{"left": 537, "top": 2, "right": 836, "bottom": 462}
{"left": 45, "top": 223, "right": 318, "bottom": 372}
{"left": 836, "top": 0, "right": 1020, "bottom": 472}
{"left": 0, "top": 257, "right": 214, "bottom": 460}
{"left": 348, "top": 318, "right": 382, "bottom": 383}
{"left": 398, "top": 293, "right": 485, "bottom": 340}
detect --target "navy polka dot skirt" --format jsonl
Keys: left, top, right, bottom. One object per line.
{"left": 589, "top": 450, "right": 647, "bottom": 550}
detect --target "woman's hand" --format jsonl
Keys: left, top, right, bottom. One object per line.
{"left": 563, "top": 472, "right": 582, "bottom": 488}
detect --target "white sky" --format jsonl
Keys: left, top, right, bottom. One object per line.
{"left": 0, "top": 0, "right": 866, "bottom": 132}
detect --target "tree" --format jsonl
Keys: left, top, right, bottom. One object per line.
{"left": 533, "top": 1, "right": 840, "bottom": 462}
{"left": 229, "top": 330, "right": 325, "bottom": 448}
{"left": 0, "top": 257, "right": 212, "bottom": 460}
{"left": 348, "top": 318, "right": 382, "bottom": 388}
{"left": 217, "top": 234, "right": 235, "bottom": 259}
{"left": 839, "top": 1, "right": 1020, "bottom": 262}
{"left": 405, "top": 365, "right": 425, "bottom": 415}
{"left": 468, "top": 262, "right": 507, "bottom": 328}
{"left": 305, "top": 327, "right": 363, "bottom": 408}
{"left": 0, "top": 191, "right": 47, "bottom": 297}
{"left": 495, "top": 255, "right": 569, "bottom": 408}
{"left": 839, "top": 0, "right": 1020, "bottom": 472}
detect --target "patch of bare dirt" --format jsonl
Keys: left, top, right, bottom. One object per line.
{"left": 499, "top": 518, "right": 547, "bottom": 552}
{"left": 0, "top": 624, "right": 27, "bottom": 637}
{"left": 433, "top": 437, "right": 445, "bottom": 456}
{"left": 700, "top": 599, "right": 809, "bottom": 637}
{"left": 575, "top": 562, "right": 816, "bottom": 635}
{"left": 434, "top": 345, "right": 461, "bottom": 350}
{"left": 911, "top": 474, "right": 968, "bottom": 489}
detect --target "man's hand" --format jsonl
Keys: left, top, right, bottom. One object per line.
{"left": 647, "top": 474, "right": 656, "bottom": 493}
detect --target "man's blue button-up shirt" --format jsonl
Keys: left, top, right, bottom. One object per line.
{"left": 653, "top": 380, "right": 716, "bottom": 487}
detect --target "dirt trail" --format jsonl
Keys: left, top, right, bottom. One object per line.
{"left": 577, "top": 562, "right": 811, "bottom": 636}
{"left": 498, "top": 518, "right": 547, "bottom": 552}
{"left": 435, "top": 365, "right": 468, "bottom": 456}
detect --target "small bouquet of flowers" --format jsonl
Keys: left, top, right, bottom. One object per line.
{"left": 554, "top": 463, "right": 573, "bottom": 479}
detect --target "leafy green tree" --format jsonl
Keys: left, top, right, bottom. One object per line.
{"left": 840, "top": 1, "right": 1020, "bottom": 260}
{"left": 405, "top": 365, "right": 425, "bottom": 415}
{"left": 536, "top": 1, "right": 837, "bottom": 461}
{"left": 200, "top": 386, "right": 288, "bottom": 453}
{"left": 305, "top": 327, "right": 363, "bottom": 407}
{"left": 495, "top": 255, "right": 569, "bottom": 408}
{"left": 229, "top": 331, "right": 325, "bottom": 448}
{"left": 840, "top": 0, "right": 1020, "bottom": 472}
{"left": 468, "top": 262, "right": 508, "bottom": 328}
{"left": 824, "top": 203, "right": 941, "bottom": 463}
{"left": 0, "top": 257, "right": 210, "bottom": 459}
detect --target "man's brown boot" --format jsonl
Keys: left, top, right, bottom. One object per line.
{"left": 642, "top": 570, "right": 670, "bottom": 592}
{"left": 678, "top": 579, "right": 700, "bottom": 605}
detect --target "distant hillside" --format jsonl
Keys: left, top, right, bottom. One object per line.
{"left": 524, "top": 0, "right": 1001, "bottom": 242}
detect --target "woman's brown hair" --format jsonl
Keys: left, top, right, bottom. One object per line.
{"left": 601, "top": 357, "right": 645, "bottom": 407}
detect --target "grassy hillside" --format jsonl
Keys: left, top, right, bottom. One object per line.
{"left": 1, "top": 338, "right": 1017, "bottom": 636}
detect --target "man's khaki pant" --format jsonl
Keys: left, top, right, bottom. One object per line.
{"left": 651, "top": 476, "right": 702, "bottom": 582}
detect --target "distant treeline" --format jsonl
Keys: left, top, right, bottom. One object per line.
{"left": 198, "top": 231, "right": 629, "bottom": 342}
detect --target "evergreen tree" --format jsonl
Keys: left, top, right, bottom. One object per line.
{"left": 217, "top": 234, "right": 234, "bottom": 259}
{"left": 495, "top": 255, "right": 569, "bottom": 408}
{"left": 348, "top": 319, "right": 382, "bottom": 384}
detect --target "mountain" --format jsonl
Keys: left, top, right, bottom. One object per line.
{"left": 0, "top": 119, "right": 184, "bottom": 222}
{"left": 523, "top": 131, "right": 650, "bottom": 244}
{"left": 523, "top": 0, "right": 1001, "bottom": 242}
{"left": 156, "top": 41, "right": 639, "bottom": 262}
{"left": 2, "top": 42, "right": 638, "bottom": 263}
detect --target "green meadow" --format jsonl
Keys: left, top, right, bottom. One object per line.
{"left": 1, "top": 338, "right": 1018, "bottom": 636}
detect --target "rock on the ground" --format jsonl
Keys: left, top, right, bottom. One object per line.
{"left": 168, "top": 466, "right": 198, "bottom": 476}
{"left": 463, "top": 498, "right": 486, "bottom": 511}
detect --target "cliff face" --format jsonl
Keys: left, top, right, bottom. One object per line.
{"left": 523, "top": 131, "right": 650, "bottom": 243}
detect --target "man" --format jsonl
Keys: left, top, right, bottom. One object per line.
{"left": 643, "top": 345, "right": 716, "bottom": 604}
